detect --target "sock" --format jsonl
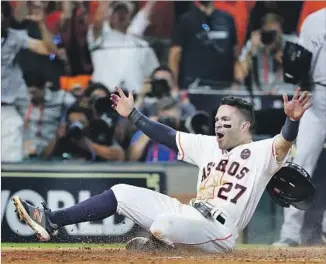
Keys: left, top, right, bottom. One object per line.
{"left": 48, "top": 189, "right": 117, "bottom": 227}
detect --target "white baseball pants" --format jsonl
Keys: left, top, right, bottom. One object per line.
{"left": 279, "top": 85, "right": 326, "bottom": 243}
{"left": 1, "top": 105, "right": 24, "bottom": 162}
{"left": 111, "top": 184, "right": 237, "bottom": 253}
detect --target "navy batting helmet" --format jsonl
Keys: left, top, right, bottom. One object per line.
{"left": 266, "top": 162, "right": 316, "bottom": 210}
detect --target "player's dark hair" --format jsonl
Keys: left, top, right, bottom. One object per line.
{"left": 220, "top": 96, "right": 255, "bottom": 133}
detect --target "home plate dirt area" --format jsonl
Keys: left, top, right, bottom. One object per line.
{"left": 2, "top": 246, "right": 326, "bottom": 264}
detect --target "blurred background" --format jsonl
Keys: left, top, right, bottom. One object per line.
{"left": 1, "top": 0, "right": 326, "bottom": 246}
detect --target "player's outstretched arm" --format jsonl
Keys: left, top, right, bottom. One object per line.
{"left": 274, "top": 87, "right": 312, "bottom": 162}
{"left": 110, "top": 87, "right": 178, "bottom": 152}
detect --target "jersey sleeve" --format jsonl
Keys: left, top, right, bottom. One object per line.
{"left": 176, "top": 131, "right": 215, "bottom": 167}
{"left": 259, "top": 135, "right": 291, "bottom": 178}
{"left": 298, "top": 12, "right": 316, "bottom": 53}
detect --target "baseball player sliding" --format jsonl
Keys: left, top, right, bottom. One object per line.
{"left": 274, "top": 8, "right": 326, "bottom": 246}
{"left": 13, "top": 86, "right": 311, "bottom": 253}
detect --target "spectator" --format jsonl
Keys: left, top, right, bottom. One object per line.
{"left": 70, "top": 84, "right": 87, "bottom": 103}
{"left": 169, "top": 1, "right": 237, "bottom": 89}
{"left": 42, "top": 104, "right": 125, "bottom": 162}
{"left": 247, "top": 1, "right": 303, "bottom": 36}
{"left": 129, "top": 97, "right": 180, "bottom": 163}
{"left": 16, "top": 71, "right": 75, "bottom": 159}
{"left": 50, "top": 1, "right": 94, "bottom": 76}
{"left": 1, "top": 1, "right": 56, "bottom": 162}
{"left": 137, "top": 1, "right": 176, "bottom": 38}
{"left": 235, "top": 13, "right": 297, "bottom": 94}
{"left": 135, "top": 65, "right": 196, "bottom": 120}
{"left": 87, "top": 1, "right": 159, "bottom": 93}
{"left": 84, "top": 82, "right": 131, "bottom": 151}
{"left": 13, "top": 1, "right": 69, "bottom": 89}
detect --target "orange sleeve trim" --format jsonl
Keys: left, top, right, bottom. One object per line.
{"left": 177, "top": 132, "right": 185, "bottom": 161}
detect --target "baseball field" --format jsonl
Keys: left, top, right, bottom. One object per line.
{"left": 1, "top": 243, "right": 326, "bottom": 264}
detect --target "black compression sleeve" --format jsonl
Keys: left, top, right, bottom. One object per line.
{"left": 128, "top": 108, "right": 178, "bottom": 152}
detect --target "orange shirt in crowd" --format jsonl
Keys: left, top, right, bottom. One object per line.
{"left": 297, "top": 0, "right": 326, "bottom": 33}
{"left": 60, "top": 75, "right": 91, "bottom": 91}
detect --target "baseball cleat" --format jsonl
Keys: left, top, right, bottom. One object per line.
{"left": 12, "top": 196, "right": 58, "bottom": 241}
{"left": 126, "top": 235, "right": 172, "bottom": 252}
{"left": 126, "top": 237, "right": 152, "bottom": 251}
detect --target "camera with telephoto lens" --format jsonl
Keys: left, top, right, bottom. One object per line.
{"left": 181, "top": 111, "right": 212, "bottom": 135}
{"left": 67, "top": 121, "right": 85, "bottom": 140}
{"left": 90, "top": 95, "right": 113, "bottom": 116}
{"left": 88, "top": 119, "right": 115, "bottom": 146}
{"left": 146, "top": 79, "right": 171, "bottom": 99}
{"left": 261, "top": 30, "right": 277, "bottom": 45}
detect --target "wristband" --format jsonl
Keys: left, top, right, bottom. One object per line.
{"left": 128, "top": 108, "right": 136, "bottom": 119}
{"left": 281, "top": 117, "right": 300, "bottom": 142}
{"left": 128, "top": 108, "right": 142, "bottom": 123}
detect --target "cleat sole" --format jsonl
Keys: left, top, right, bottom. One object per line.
{"left": 12, "top": 196, "right": 50, "bottom": 241}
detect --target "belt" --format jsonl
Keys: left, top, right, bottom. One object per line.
{"left": 193, "top": 202, "right": 226, "bottom": 225}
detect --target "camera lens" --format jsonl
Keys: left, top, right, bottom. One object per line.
{"left": 67, "top": 121, "right": 84, "bottom": 140}
{"left": 149, "top": 79, "right": 171, "bottom": 98}
{"left": 92, "top": 96, "right": 112, "bottom": 115}
{"left": 261, "top": 30, "right": 277, "bottom": 45}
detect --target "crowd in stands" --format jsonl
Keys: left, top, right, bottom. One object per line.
{"left": 2, "top": 0, "right": 324, "bottom": 163}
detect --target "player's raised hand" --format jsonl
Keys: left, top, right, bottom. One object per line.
{"left": 110, "top": 87, "right": 135, "bottom": 118}
{"left": 283, "top": 87, "right": 312, "bottom": 121}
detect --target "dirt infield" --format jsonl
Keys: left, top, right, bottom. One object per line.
{"left": 2, "top": 247, "right": 326, "bottom": 264}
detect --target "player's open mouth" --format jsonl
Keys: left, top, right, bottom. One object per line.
{"left": 216, "top": 132, "right": 224, "bottom": 140}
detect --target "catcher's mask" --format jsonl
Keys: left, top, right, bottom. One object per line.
{"left": 282, "top": 41, "right": 313, "bottom": 90}
{"left": 266, "top": 162, "right": 316, "bottom": 210}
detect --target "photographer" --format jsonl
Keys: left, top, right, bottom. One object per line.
{"left": 135, "top": 65, "right": 196, "bottom": 119}
{"left": 16, "top": 71, "right": 75, "bottom": 159}
{"left": 85, "top": 82, "right": 130, "bottom": 150}
{"left": 129, "top": 97, "right": 180, "bottom": 163}
{"left": 41, "top": 104, "right": 125, "bottom": 161}
{"left": 235, "top": 13, "right": 297, "bottom": 93}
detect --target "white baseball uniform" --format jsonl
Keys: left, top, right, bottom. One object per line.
{"left": 112, "top": 132, "right": 289, "bottom": 253}
{"left": 278, "top": 8, "right": 326, "bottom": 244}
